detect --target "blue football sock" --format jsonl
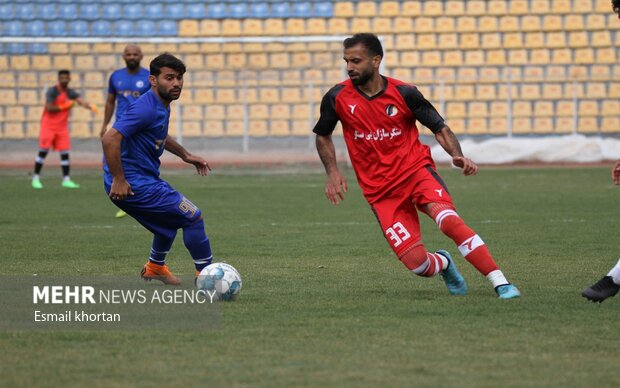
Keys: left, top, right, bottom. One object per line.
{"left": 149, "top": 233, "right": 176, "bottom": 266}
{"left": 183, "top": 219, "right": 213, "bottom": 271}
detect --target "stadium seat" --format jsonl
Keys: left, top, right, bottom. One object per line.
{"left": 509, "top": 0, "right": 529, "bottom": 14}
{"left": 601, "top": 117, "right": 620, "bottom": 132}
{"left": 79, "top": 4, "right": 99, "bottom": 21}
{"left": 221, "top": 19, "right": 241, "bottom": 36}
{"left": 144, "top": 4, "right": 164, "bottom": 20}
{"left": 465, "top": 0, "right": 486, "bottom": 15}
{"left": 160, "top": 21, "right": 178, "bottom": 36}
{"left": 4, "top": 123, "right": 25, "bottom": 139}
{"left": 565, "top": 15, "right": 585, "bottom": 31}
{"left": 102, "top": 4, "right": 122, "bottom": 20}
{"left": 271, "top": 2, "right": 292, "bottom": 18}
{"left": 456, "top": 16, "right": 476, "bottom": 32}
{"left": 136, "top": 21, "right": 156, "bottom": 37}
{"left": 185, "top": 3, "right": 206, "bottom": 19}
{"left": 591, "top": 31, "right": 611, "bottom": 47}
{"left": 164, "top": 4, "right": 185, "bottom": 20}
{"left": 551, "top": 0, "right": 571, "bottom": 14}
{"left": 91, "top": 20, "right": 111, "bottom": 37}
{"left": 543, "top": 15, "right": 563, "bottom": 31}
{"left": 25, "top": 21, "right": 45, "bottom": 37}
{"left": 481, "top": 33, "right": 501, "bottom": 48}
{"left": 30, "top": 54, "right": 51, "bottom": 69}
{"left": 203, "top": 121, "right": 224, "bottom": 137}
{"left": 525, "top": 33, "right": 545, "bottom": 48}
{"left": 3, "top": 21, "right": 23, "bottom": 37}
{"left": 36, "top": 4, "right": 57, "bottom": 21}
{"left": 596, "top": 48, "right": 616, "bottom": 64}
{"left": 225, "top": 121, "right": 244, "bottom": 136}
{"left": 487, "top": 0, "right": 508, "bottom": 15}
{"left": 0, "top": 4, "right": 13, "bottom": 20}
{"left": 379, "top": 1, "right": 399, "bottom": 16}
{"left": 586, "top": 14, "right": 606, "bottom": 30}
{"left": 69, "top": 21, "right": 89, "bottom": 36}
{"left": 579, "top": 100, "right": 599, "bottom": 116}
{"left": 206, "top": 4, "right": 226, "bottom": 19}
{"left": 313, "top": 2, "right": 333, "bottom": 18}
{"left": 357, "top": 1, "right": 378, "bottom": 17}
{"left": 478, "top": 16, "right": 498, "bottom": 32}
{"left": 16, "top": 3, "right": 35, "bottom": 20}
{"left": 114, "top": 21, "right": 134, "bottom": 36}
{"left": 286, "top": 18, "right": 306, "bottom": 35}
{"left": 445, "top": 0, "right": 465, "bottom": 15}
{"left": 435, "top": 16, "right": 455, "bottom": 32}
{"left": 306, "top": 18, "right": 326, "bottom": 34}
{"left": 531, "top": 0, "right": 550, "bottom": 14}
{"left": 227, "top": 3, "right": 248, "bottom": 19}
{"left": 248, "top": 3, "right": 269, "bottom": 19}
{"left": 292, "top": 2, "right": 311, "bottom": 18}
{"left": 201, "top": 20, "right": 221, "bottom": 36}
{"left": 499, "top": 16, "right": 520, "bottom": 32}
{"left": 58, "top": 4, "right": 78, "bottom": 20}
{"left": 423, "top": 0, "right": 443, "bottom": 16}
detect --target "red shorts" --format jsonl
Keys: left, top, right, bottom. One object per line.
{"left": 370, "top": 166, "right": 454, "bottom": 256}
{"left": 39, "top": 127, "right": 70, "bottom": 151}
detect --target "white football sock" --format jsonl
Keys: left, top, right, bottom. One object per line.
{"left": 606, "top": 258, "right": 620, "bottom": 285}
{"left": 486, "top": 270, "right": 509, "bottom": 288}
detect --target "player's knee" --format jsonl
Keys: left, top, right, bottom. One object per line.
{"left": 398, "top": 244, "right": 432, "bottom": 276}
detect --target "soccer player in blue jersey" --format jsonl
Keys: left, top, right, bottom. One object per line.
{"left": 101, "top": 53, "right": 212, "bottom": 285}
{"left": 100, "top": 45, "right": 151, "bottom": 218}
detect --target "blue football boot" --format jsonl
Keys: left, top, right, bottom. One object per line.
{"left": 437, "top": 250, "right": 468, "bottom": 295}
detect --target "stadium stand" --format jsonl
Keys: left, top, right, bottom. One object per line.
{"left": 2, "top": 0, "right": 620, "bottom": 140}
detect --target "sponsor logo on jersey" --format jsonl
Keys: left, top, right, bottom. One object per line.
{"left": 385, "top": 104, "right": 398, "bottom": 117}
{"left": 353, "top": 128, "right": 402, "bottom": 141}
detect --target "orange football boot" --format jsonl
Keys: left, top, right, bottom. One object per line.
{"left": 140, "top": 262, "right": 181, "bottom": 285}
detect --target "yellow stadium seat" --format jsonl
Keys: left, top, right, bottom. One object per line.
{"left": 445, "top": 118, "right": 464, "bottom": 134}
{"left": 586, "top": 14, "right": 606, "bottom": 30}
{"left": 476, "top": 84, "right": 496, "bottom": 100}
{"left": 534, "top": 101, "right": 554, "bottom": 116}
{"left": 552, "top": 0, "right": 571, "bottom": 13}
{"left": 401, "top": 1, "right": 421, "bottom": 16}
{"left": 379, "top": 1, "right": 400, "bottom": 16}
{"left": 194, "top": 89, "right": 214, "bottom": 104}
{"left": 291, "top": 103, "right": 312, "bottom": 120}
{"left": 199, "top": 20, "right": 220, "bottom": 36}
{"left": 205, "top": 105, "right": 225, "bottom": 120}
{"left": 445, "top": 0, "right": 465, "bottom": 15}
{"left": 468, "top": 101, "right": 488, "bottom": 118}
{"left": 443, "top": 51, "right": 463, "bottom": 67}
{"left": 372, "top": 17, "right": 392, "bottom": 34}
{"left": 259, "top": 88, "right": 279, "bottom": 104}
{"left": 3, "top": 122, "right": 24, "bottom": 138}
{"left": 437, "top": 33, "right": 458, "bottom": 49}
{"left": 556, "top": 100, "right": 575, "bottom": 116}
{"left": 10, "top": 55, "right": 30, "bottom": 70}
{"left": 327, "top": 18, "right": 348, "bottom": 34}
{"left": 524, "top": 66, "right": 545, "bottom": 80}
{"left": 203, "top": 121, "right": 223, "bottom": 137}
{"left": 179, "top": 20, "right": 199, "bottom": 37}
{"left": 6, "top": 106, "right": 25, "bottom": 121}
{"left": 395, "top": 34, "right": 416, "bottom": 50}
{"left": 270, "top": 120, "right": 291, "bottom": 136}
{"left": 271, "top": 104, "right": 291, "bottom": 120}
{"left": 356, "top": 1, "right": 377, "bottom": 17}
{"left": 509, "top": 0, "right": 529, "bottom": 14}
{"left": 182, "top": 122, "right": 203, "bottom": 137}
{"left": 578, "top": 117, "right": 599, "bottom": 133}
{"left": 454, "top": 85, "right": 475, "bottom": 100}
{"left": 522, "top": 16, "right": 542, "bottom": 32}
{"left": 512, "top": 118, "right": 532, "bottom": 134}
{"left": 351, "top": 17, "right": 371, "bottom": 32}
{"left": 478, "top": 16, "right": 498, "bottom": 32}
{"left": 525, "top": 33, "right": 545, "bottom": 49}
{"left": 466, "top": 118, "right": 488, "bottom": 134}
{"left": 520, "top": 84, "right": 541, "bottom": 100}
{"left": 579, "top": 100, "right": 599, "bottom": 116}
{"left": 546, "top": 32, "right": 567, "bottom": 48}
{"left": 333, "top": 1, "right": 354, "bottom": 17}
{"left": 573, "top": 0, "right": 593, "bottom": 13}
{"left": 591, "top": 31, "right": 611, "bottom": 47}
{"left": 423, "top": 0, "right": 443, "bottom": 16}
{"left": 286, "top": 18, "right": 306, "bottom": 35}
{"left": 481, "top": 33, "right": 501, "bottom": 49}
{"left": 485, "top": 49, "right": 505, "bottom": 65}
{"left": 24, "top": 122, "right": 39, "bottom": 138}
{"left": 70, "top": 122, "right": 91, "bottom": 138}
{"left": 564, "top": 15, "right": 585, "bottom": 31}
{"left": 503, "top": 32, "right": 523, "bottom": 48}
{"left": 182, "top": 105, "right": 203, "bottom": 121}
{"left": 456, "top": 16, "right": 476, "bottom": 32}
{"left": 241, "top": 19, "right": 263, "bottom": 36}
{"left": 18, "top": 90, "right": 41, "bottom": 106}
{"left": 264, "top": 19, "right": 284, "bottom": 35}
{"left": 488, "top": 101, "right": 508, "bottom": 117}
{"left": 574, "top": 48, "right": 594, "bottom": 64}
{"left": 30, "top": 55, "right": 51, "bottom": 71}
{"left": 225, "top": 121, "right": 244, "bottom": 136}
{"left": 68, "top": 43, "right": 89, "bottom": 54}
{"left": 601, "top": 100, "right": 620, "bottom": 116}
{"left": 543, "top": 15, "right": 563, "bottom": 31}
{"left": 531, "top": 118, "right": 553, "bottom": 133}
{"left": 464, "top": 50, "right": 484, "bottom": 65}
{"left": 281, "top": 88, "right": 302, "bottom": 103}
{"left": 586, "top": 82, "right": 607, "bottom": 98}
{"left": 290, "top": 120, "right": 313, "bottom": 136}
{"left": 591, "top": 65, "right": 611, "bottom": 80}
{"left": 414, "top": 67, "right": 434, "bottom": 83}
{"left": 226, "top": 53, "right": 246, "bottom": 69}
{"left": 245, "top": 53, "right": 267, "bottom": 69}
{"left": 486, "top": 118, "right": 507, "bottom": 135}
{"left": 249, "top": 104, "right": 269, "bottom": 120}
{"left": 391, "top": 67, "right": 412, "bottom": 81}
{"left": 19, "top": 72, "right": 38, "bottom": 88}
{"left": 513, "top": 101, "right": 532, "bottom": 116}
{"left": 248, "top": 120, "right": 268, "bottom": 137}
{"left": 421, "top": 51, "right": 442, "bottom": 67}
{"left": 414, "top": 17, "right": 434, "bottom": 33}
{"left": 551, "top": 49, "right": 572, "bottom": 64}
{"left": 26, "top": 106, "right": 41, "bottom": 121}
{"left": 270, "top": 53, "right": 290, "bottom": 69}
{"left": 596, "top": 48, "right": 616, "bottom": 64}
{"left": 215, "top": 88, "right": 236, "bottom": 104}
{"left": 226, "top": 104, "right": 245, "bottom": 120}
{"left": 399, "top": 51, "right": 420, "bottom": 67}
{"left": 48, "top": 43, "right": 68, "bottom": 54}
{"left": 601, "top": 117, "right": 620, "bottom": 132}
{"left": 393, "top": 17, "right": 414, "bottom": 33}
{"left": 478, "top": 67, "right": 500, "bottom": 83}
{"left": 307, "top": 18, "right": 327, "bottom": 35}
{"left": 488, "top": 0, "right": 507, "bottom": 15}
{"left": 499, "top": 16, "right": 520, "bottom": 32}
{"left": 221, "top": 20, "right": 241, "bottom": 36}
{"left": 460, "top": 33, "right": 479, "bottom": 49}
{"left": 204, "top": 54, "right": 225, "bottom": 70}
{"left": 466, "top": 0, "right": 486, "bottom": 15}
{"left": 416, "top": 34, "right": 436, "bottom": 49}
{"left": 553, "top": 117, "right": 574, "bottom": 133}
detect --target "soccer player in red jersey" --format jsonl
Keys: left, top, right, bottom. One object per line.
{"left": 32, "top": 70, "right": 97, "bottom": 189}
{"left": 580, "top": 0, "right": 620, "bottom": 303}
{"left": 313, "top": 33, "right": 520, "bottom": 299}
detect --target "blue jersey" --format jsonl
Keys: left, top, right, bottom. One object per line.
{"left": 107, "top": 67, "right": 150, "bottom": 122}
{"left": 104, "top": 90, "right": 169, "bottom": 189}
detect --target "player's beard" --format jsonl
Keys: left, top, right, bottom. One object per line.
{"left": 349, "top": 67, "right": 373, "bottom": 86}
{"left": 125, "top": 60, "right": 140, "bottom": 70}
{"left": 157, "top": 84, "right": 182, "bottom": 102}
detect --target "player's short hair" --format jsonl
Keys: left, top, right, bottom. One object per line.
{"left": 613, "top": 0, "right": 620, "bottom": 8}
{"left": 343, "top": 33, "right": 383, "bottom": 58}
{"left": 150, "top": 53, "right": 186, "bottom": 76}
{"left": 58, "top": 70, "right": 70, "bottom": 76}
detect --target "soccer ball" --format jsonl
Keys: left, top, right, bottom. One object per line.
{"left": 196, "top": 262, "right": 242, "bottom": 301}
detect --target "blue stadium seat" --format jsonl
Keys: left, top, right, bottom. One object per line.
{"left": 124, "top": 4, "right": 142, "bottom": 20}
{"left": 91, "top": 20, "right": 111, "bottom": 37}
{"left": 135, "top": 20, "right": 155, "bottom": 37}
{"left": 313, "top": 2, "right": 333, "bottom": 18}
{"left": 206, "top": 4, "right": 226, "bottom": 19}
{"left": 36, "top": 4, "right": 58, "bottom": 20}
{"left": 58, "top": 4, "right": 78, "bottom": 20}
{"left": 16, "top": 3, "right": 35, "bottom": 20}
{"left": 114, "top": 20, "right": 134, "bottom": 36}
{"left": 0, "top": 4, "right": 14, "bottom": 20}
{"left": 25, "top": 20, "right": 45, "bottom": 36}
{"left": 248, "top": 3, "right": 269, "bottom": 18}
{"left": 4, "top": 21, "right": 24, "bottom": 36}
{"left": 185, "top": 3, "right": 206, "bottom": 19}
{"left": 102, "top": 4, "right": 121, "bottom": 20}
{"left": 69, "top": 20, "right": 89, "bottom": 36}
{"left": 79, "top": 4, "right": 100, "bottom": 20}
{"left": 159, "top": 20, "right": 177, "bottom": 36}
{"left": 47, "top": 20, "right": 67, "bottom": 36}
{"left": 144, "top": 3, "right": 163, "bottom": 20}
{"left": 164, "top": 4, "right": 184, "bottom": 19}
{"left": 292, "top": 2, "right": 311, "bottom": 18}
{"left": 6, "top": 43, "right": 26, "bottom": 54}
{"left": 30, "top": 43, "right": 48, "bottom": 54}
{"left": 228, "top": 3, "right": 248, "bottom": 18}
{"left": 271, "top": 2, "right": 291, "bottom": 18}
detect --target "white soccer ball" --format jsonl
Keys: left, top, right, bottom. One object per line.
{"left": 196, "top": 262, "right": 242, "bottom": 301}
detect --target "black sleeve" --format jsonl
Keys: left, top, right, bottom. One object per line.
{"left": 312, "top": 84, "right": 344, "bottom": 136}
{"left": 67, "top": 88, "right": 80, "bottom": 99}
{"left": 45, "top": 87, "right": 58, "bottom": 104}
{"left": 396, "top": 84, "right": 446, "bottom": 134}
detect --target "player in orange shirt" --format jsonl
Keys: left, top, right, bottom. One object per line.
{"left": 32, "top": 70, "right": 97, "bottom": 189}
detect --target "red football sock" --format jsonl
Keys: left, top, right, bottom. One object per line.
{"left": 399, "top": 244, "right": 447, "bottom": 277}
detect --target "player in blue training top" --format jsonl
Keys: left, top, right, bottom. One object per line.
{"left": 100, "top": 44, "right": 151, "bottom": 219}
{"left": 101, "top": 53, "right": 213, "bottom": 285}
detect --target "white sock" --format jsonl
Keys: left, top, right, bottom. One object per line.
{"left": 33, "top": 174, "right": 40, "bottom": 180}
{"left": 606, "top": 258, "right": 620, "bottom": 285}
{"left": 63, "top": 176, "right": 71, "bottom": 182}
{"left": 486, "top": 270, "right": 509, "bottom": 288}
{"left": 437, "top": 254, "right": 448, "bottom": 270}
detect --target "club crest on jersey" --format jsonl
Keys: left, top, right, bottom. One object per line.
{"left": 136, "top": 81, "right": 145, "bottom": 88}
{"left": 385, "top": 105, "right": 398, "bottom": 117}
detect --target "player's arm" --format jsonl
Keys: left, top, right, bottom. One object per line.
{"left": 164, "top": 135, "right": 211, "bottom": 176}
{"left": 100, "top": 93, "right": 116, "bottom": 137}
{"left": 44, "top": 88, "right": 66, "bottom": 112}
{"left": 74, "top": 97, "right": 98, "bottom": 113}
{"left": 612, "top": 159, "right": 620, "bottom": 185}
{"left": 399, "top": 85, "right": 477, "bottom": 176}
{"left": 314, "top": 85, "right": 347, "bottom": 205}
{"left": 102, "top": 128, "right": 133, "bottom": 200}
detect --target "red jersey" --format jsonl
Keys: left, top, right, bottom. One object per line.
{"left": 41, "top": 84, "right": 80, "bottom": 131}
{"left": 313, "top": 77, "right": 446, "bottom": 203}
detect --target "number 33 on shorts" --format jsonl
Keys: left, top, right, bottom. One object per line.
{"left": 385, "top": 222, "right": 411, "bottom": 248}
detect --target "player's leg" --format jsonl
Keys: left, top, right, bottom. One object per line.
{"left": 140, "top": 233, "right": 182, "bottom": 285}
{"left": 582, "top": 258, "right": 620, "bottom": 302}
{"left": 32, "top": 148, "right": 49, "bottom": 189}
{"left": 370, "top": 191, "right": 467, "bottom": 295}
{"left": 57, "top": 131, "right": 79, "bottom": 188}
{"left": 415, "top": 166, "right": 520, "bottom": 299}
{"left": 175, "top": 195, "right": 213, "bottom": 274}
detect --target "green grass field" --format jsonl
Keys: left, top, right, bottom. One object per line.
{"left": 1, "top": 165, "right": 619, "bottom": 387}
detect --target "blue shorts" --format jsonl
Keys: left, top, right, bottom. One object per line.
{"left": 105, "top": 180, "right": 202, "bottom": 239}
